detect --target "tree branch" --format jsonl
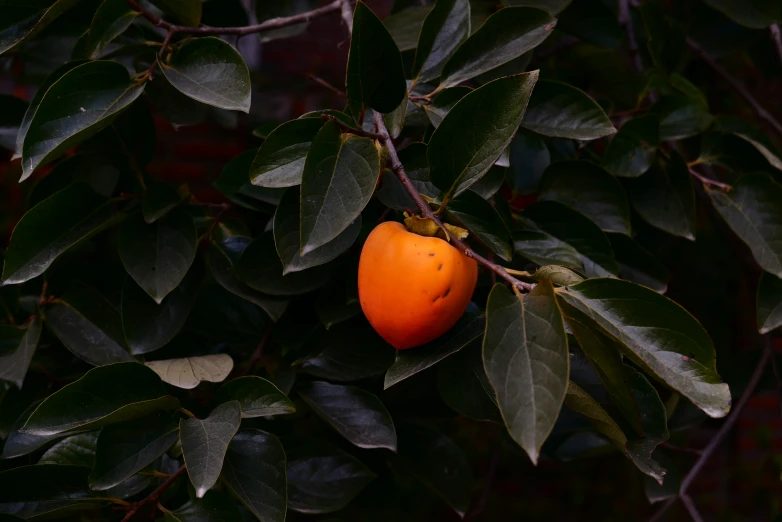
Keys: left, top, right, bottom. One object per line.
{"left": 681, "top": 494, "right": 705, "bottom": 522}
{"left": 372, "top": 112, "right": 535, "bottom": 293}
{"left": 322, "top": 114, "right": 383, "bottom": 140}
{"left": 687, "top": 37, "right": 782, "bottom": 136}
{"left": 120, "top": 464, "right": 187, "bottom": 522}
{"left": 688, "top": 167, "right": 732, "bottom": 192}
{"left": 771, "top": 24, "right": 782, "bottom": 70}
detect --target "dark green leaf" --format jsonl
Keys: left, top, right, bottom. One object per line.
{"left": 159, "top": 37, "right": 251, "bottom": 112}
{"left": 508, "top": 130, "right": 550, "bottom": 194}
{"left": 528, "top": 265, "right": 584, "bottom": 286}
{"left": 376, "top": 143, "right": 438, "bottom": 210}
{"left": 623, "top": 366, "right": 669, "bottom": 482}
{"left": 640, "top": 1, "right": 687, "bottom": 76}
{"left": 83, "top": 0, "right": 139, "bottom": 59}
{"left": 90, "top": 412, "right": 178, "bottom": 490}
{"left": 702, "top": 0, "right": 780, "bottom": 28}
{"left": 708, "top": 173, "right": 782, "bottom": 278}
{"left": 1, "top": 402, "right": 62, "bottom": 459}
{"left": 1, "top": 183, "right": 115, "bottom": 285}
{"left": 625, "top": 152, "right": 695, "bottom": 240}
{"left": 397, "top": 423, "right": 474, "bottom": 517}
{"left": 412, "top": 0, "right": 470, "bottom": 83}
{"left": 521, "top": 80, "right": 616, "bottom": 140}
{"left": 285, "top": 436, "right": 375, "bottom": 514}
{"left": 439, "top": 7, "right": 555, "bottom": 88}
{"left": 564, "top": 382, "right": 627, "bottom": 445}
{"left": 181, "top": 400, "right": 242, "bottom": 498}
{"left": 437, "top": 342, "right": 501, "bottom": 422}
{"left": 250, "top": 118, "right": 324, "bottom": 188}
{"left": 215, "top": 376, "right": 295, "bottom": 418}
{"left": 422, "top": 86, "right": 471, "bottom": 128}
{"left": 0, "top": 95, "right": 27, "bottom": 152}
{"left": 608, "top": 234, "right": 670, "bottom": 293}
{"left": 188, "top": 284, "right": 271, "bottom": 341}
{"left": 143, "top": 182, "right": 184, "bottom": 224}
{"left": 556, "top": 278, "right": 731, "bottom": 417}
{"left": 653, "top": 94, "right": 712, "bottom": 141}
{"left": 119, "top": 209, "right": 197, "bottom": 304}
{"left": 538, "top": 160, "right": 630, "bottom": 235}
{"left": 469, "top": 165, "right": 506, "bottom": 200}
{"left": 300, "top": 122, "right": 378, "bottom": 254}
{"left": 757, "top": 271, "right": 782, "bottom": 334}
{"left": 146, "top": 354, "right": 234, "bottom": 389}
{"left": 346, "top": 1, "right": 406, "bottom": 118}
{"left": 46, "top": 281, "right": 135, "bottom": 366}
{"left": 601, "top": 115, "right": 660, "bottom": 178}
{"left": 0, "top": 316, "right": 41, "bottom": 388}
{"left": 384, "top": 312, "right": 485, "bottom": 389}
{"left": 149, "top": 0, "right": 201, "bottom": 27}
{"left": 298, "top": 381, "right": 397, "bottom": 451}
{"left": 428, "top": 72, "right": 538, "bottom": 199}
{"left": 20, "top": 61, "right": 144, "bottom": 180}
{"left": 21, "top": 362, "right": 178, "bottom": 436}
{"left": 483, "top": 281, "right": 568, "bottom": 464}
{"left": 215, "top": 149, "right": 286, "bottom": 211}
{"left": 0, "top": 0, "right": 80, "bottom": 55}
{"left": 221, "top": 430, "right": 287, "bottom": 522}
{"left": 445, "top": 190, "right": 514, "bottom": 261}
{"left": 384, "top": 6, "right": 431, "bottom": 52}
{"left": 315, "top": 279, "right": 361, "bottom": 330}
{"left": 39, "top": 432, "right": 97, "bottom": 467}
{"left": 147, "top": 74, "right": 207, "bottom": 129}
{"left": 164, "top": 490, "right": 243, "bottom": 522}
{"left": 255, "top": 1, "right": 314, "bottom": 42}
{"left": 714, "top": 116, "right": 782, "bottom": 172}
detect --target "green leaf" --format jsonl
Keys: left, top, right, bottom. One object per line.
{"left": 608, "top": 233, "right": 670, "bottom": 293}
{"left": 564, "top": 381, "right": 627, "bottom": 444}
{"left": 21, "top": 362, "right": 178, "bottom": 436}
{"left": 0, "top": 95, "right": 27, "bottom": 152}
{"left": 623, "top": 366, "right": 669, "bottom": 482}
{"left": 714, "top": 116, "right": 782, "bottom": 172}
{"left": 397, "top": 423, "right": 474, "bottom": 517}
{"left": 215, "top": 149, "right": 286, "bottom": 211}
{"left": 384, "top": 312, "right": 485, "bottom": 389}
{"left": 298, "top": 381, "right": 397, "bottom": 451}
{"left": 439, "top": 7, "right": 555, "bottom": 88}
{"left": 159, "top": 37, "right": 251, "bottom": 113}
{"left": 300, "top": 121, "right": 379, "bottom": 254}
{"left": 236, "top": 232, "right": 331, "bottom": 296}
{"left": 215, "top": 376, "right": 295, "bottom": 418}
{"left": 640, "top": 1, "right": 687, "bottom": 76}
{"left": 285, "top": 436, "right": 375, "bottom": 514}
{"left": 757, "top": 272, "right": 782, "bottom": 334}
{"left": 601, "top": 115, "right": 660, "bottom": 178}
{"left": 39, "top": 432, "right": 97, "bottom": 467}
{"left": 428, "top": 72, "right": 538, "bottom": 199}
{"left": 384, "top": 6, "right": 431, "bottom": 52}
{"left": 20, "top": 61, "right": 144, "bottom": 180}
{"left": 181, "top": 401, "right": 242, "bottom": 498}
{"left": 1, "top": 402, "right": 63, "bottom": 459}
{"left": 702, "top": 0, "right": 780, "bottom": 28}
{"left": 147, "top": 74, "right": 207, "bottom": 129}
{"left": 1, "top": 183, "right": 115, "bottom": 285}
{"left": 250, "top": 118, "right": 324, "bottom": 188}
{"left": 421, "top": 86, "right": 471, "bottom": 128}
{"left": 445, "top": 190, "right": 514, "bottom": 261}
{"left": 83, "top": 0, "right": 140, "bottom": 59}
{"left": 221, "top": 430, "right": 287, "bottom": 522}
{"left": 556, "top": 278, "right": 731, "bottom": 417}
{"left": 708, "top": 173, "right": 782, "bottom": 278}
{"left": 0, "top": 316, "right": 41, "bottom": 388}
{"left": 653, "top": 94, "right": 712, "bottom": 141}
{"left": 143, "top": 181, "right": 184, "bottom": 224}
{"left": 119, "top": 209, "right": 197, "bottom": 304}
{"left": 0, "top": 0, "right": 80, "bottom": 55}
{"left": 469, "top": 164, "right": 506, "bottom": 199}
{"left": 46, "top": 281, "right": 135, "bottom": 366}
{"left": 437, "top": 342, "right": 501, "bottom": 422}
{"left": 254, "top": 1, "right": 313, "bottom": 43}
{"left": 528, "top": 265, "right": 584, "bottom": 286}
{"left": 625, "top": 152, "right": 695, "bottom": 240}
{"left": 376, "top": 143, "right": 439, "bottom": 210}
{"left": 346, "top": 1, "right": 407, "bottom": 118}
{"left": 522, "top": 201, "right": 619, "bottom": 277}
{"left": 521, "top": 80, "right": 616, "bottom": 140}
{"left": 412, "top": 0, "right": 470, "bottom": 83}
{"left": 164, "top": 490, "right": 243, "bottom": 522}
{"left": 210, "top": 236, "right": 289, "bottom": 322}
{"left": 538, "top": 160, "right": 630, "bottom": 235}
{"left": 483, "top": 281, "right": 569, "bottom": 464}
{"left": 149, "top": 0, "right": 202, "bottom": 27}
{"left": 508, "top": 130, "right": 550, "bottom": 194}
{"left": 89, "top": 412, "right": 178, "bottom": 490}
{"left": 513, "top": 229, "right": 583, "bottom": 270}
{"left": 146, "top": 354, "right": 234, "bottom": 390}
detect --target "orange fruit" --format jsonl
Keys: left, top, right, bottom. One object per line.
{"left": 358, "top": 221, "right": 478, "bottom": 350}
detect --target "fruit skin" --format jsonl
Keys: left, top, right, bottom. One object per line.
{"left": 358, "top": 221, "right": 478, "bottom": 350}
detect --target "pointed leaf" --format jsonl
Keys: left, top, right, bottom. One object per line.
{"left": 142, "top": 181, "right": 184, "bottom": 224}
{"left": 483, "top": 281, "right": 569, "bottom": 464}
{"left": 0, "top": 316, "right": 41, "bottom": 389}
{"left": 565, "top": 381, "right": 627, "bottom": 444}
{"left": 83, "top": 0, "right": 140, "bottom": 59}
{"left": 0, "top": 0, "right": 80, "bottom": 55}
{"left": 146, "top": 354, "right": 234, "bottom": 390}
{"left": 757, "top": 271, "right": 782, "bottom": 334}
{"left": 384, "top": 6, "right": 431, "bottom": 51}
{"left": 412, "top": 0, "right": 470, "bottom": 83}
{"left": 653, "top": 94, "right": 712, "bottom": 141}
{"left": 602, "top": 115, "right": 660, "bottom": 178}
{"left": 1, "top": 403, "right": 63, "bottom": 459}
{"left": 181, "top": 401, "right": 242, "bottom": 498}
{"left": 513, "top": 229, "right": 583, "bottom": 270}
{"left": 39, "top": 432, "right": 97, "bottom": 467}
{"left": 250, "top": 118, "right": 324, "bottom": 188}
{"left": 446, "top": 190, "right": 513, "bottom": 261}
{"left": 715, "top": 116, "right": 782, "bottom": 172}
{"left": 215, "top": 376, "right": 295, "bottom": 418}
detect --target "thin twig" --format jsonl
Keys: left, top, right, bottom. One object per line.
{"left": 372, "top": 111, "right": 535, "bottom": 293}
{"left": 340, "top": 0, "right": 354, "bottom": 34}
{"left": 689, "top": 167, "right": 732, "bottom": 192}
{"left": 120, "top": 465, "right": 187, "bottom": 522}
{"left": 618, "top": 0, "right": 643, "bottom": 73}
{"left": 322, "top": 114, "right": 383, "bottom": 140}
{"left": 771, "top": 24, "right": 782, "bottom": 70}
{"left": 660, "top": 442, "right": 703, "bottom": 456}
{"left": 681, "top": 494, "right": 705, "bottom": 522}
{"left": 306, "top": 73, "right": 346, "bottom": 98}
{"left": 687, "top": 37, "right": 782, "bottom": 136}
{"left": 241, "top": 327, "right": 272, "bottom": 376}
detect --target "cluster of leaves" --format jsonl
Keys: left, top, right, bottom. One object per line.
{"left": 1, "top": 0, "right": 781, "bottom": 520}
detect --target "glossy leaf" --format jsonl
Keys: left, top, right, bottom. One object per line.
{"left": 181, "top": 401, "right": 242, "bottom": 498}
{"left": 439, "top": 7, "right": 555, "bottom": 88}
{"left": 483, "top": 281, "right": 568, "bottom": 464}
{"left": 221, "top": 429, "right": 287, "bottom": 522}
{"left": 1, "top": 183, "right": 115, "bottom": 285}
{"left": 1, "top": 403, "right": 62, "bottom": 459}
{"left": 298, "top": 381, "right": 397, "bottom": 451}
{"left": 708, "top": 173, "right": 782, "bottom": 278}
{"left": 469, "top": 165, "right": 506, "bottom": 199}
{"left": 300, "top": 121, "right": 379, "bottom": 254}
{"left": 757, "top": 272, "right": 782, "bottom": 334}
{"left": 90, "top": 412, "right": 178, "bottom": 490}
{"left": 39, "top": 432, "right": 97, "bottom": 467}
{"left": 715, "top": 116, "right": 782, "bottom": 172}
{"left": 250, "top": 118, "right": 324, "bottom": 188}
{"left": 437, "top": 342, "right": 501, "bottom": 422}
{"left": 529, "top": 265, "right": 584, "bottom": 286}
{"left": 653, "top": 94, "right": 712, "bottom": 141}
{"left": 0, "top": 0, "right": 80, "bottom": 55}
{"left": 215, "top": 376, "right": 295, "bottom": 418}
{"left": 83, "top": 0, "right": 139, "bottom": 59}
{"left": 119, "top": 209, "right": 197, "bottom": 304}
{"left": 538, "top": 160, "right": 631, "bottom": 235}
{"left": 513, "top": 229, "right": 583, "bottom": 270}
{"left": 346, "top": 1, "right": 407, "bottom": 118}
{"left": 565, "top": 381, "right": 627, "bottom": 444}
{"left": 159, "top": 37, "right": 251, "bottom": 112}
{"left": 149, "top": 0, "right": 201, "bottom": 27}
{"left": 412, "top": 0, "right": 470, "bottom": 83}
{"left": 142, "top": 181, "right": 184, "bottom": 224}
{"left": 429, "top": 72, "right": 538, "bottom": 199}
{"left": 422, "top": 86, "right": 471, "bottom": 128}
{"left": 609, "top": 234, "right": 670, "bottom": 293}
{"left": 556, "top": 279, "right": 731, "bottom": 417}
{"left": 521, "top": 80, "right": 616, "bottom": 140}
{"left": 601, "top": 115, "right": 660, "bottom": 178}
{"left": 384, "top": 6, "right": 431, "bottom": 51}
{"left": 446, "top": 190, "right": 513, "bottom": 261}
{"left": 20, "top": 61, "right": 144, "bottom": 180}
{"left": 146, "top": 354, "right": 234, "bottom": 389}
{"left": 21, "top": 362, "right": 178, "bottom": 436}
{"left": 0, "top": 316, "right": 41, "bottom": 388}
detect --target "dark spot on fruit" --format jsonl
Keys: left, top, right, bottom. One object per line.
{"left": 428, "top": 253, "right": 435, "bottom": 257}
{"left": 438, "top": 264, "right": 443, "bottom": 270}
{"left": 432, "top": 296, "right": 440, "bottom": 303}
{"left": 443, "top": 288, "right": 451, "bottom": 298}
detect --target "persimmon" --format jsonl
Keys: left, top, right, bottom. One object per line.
{"left": 358, "top": 221, "right": 478, "bottom": 350}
